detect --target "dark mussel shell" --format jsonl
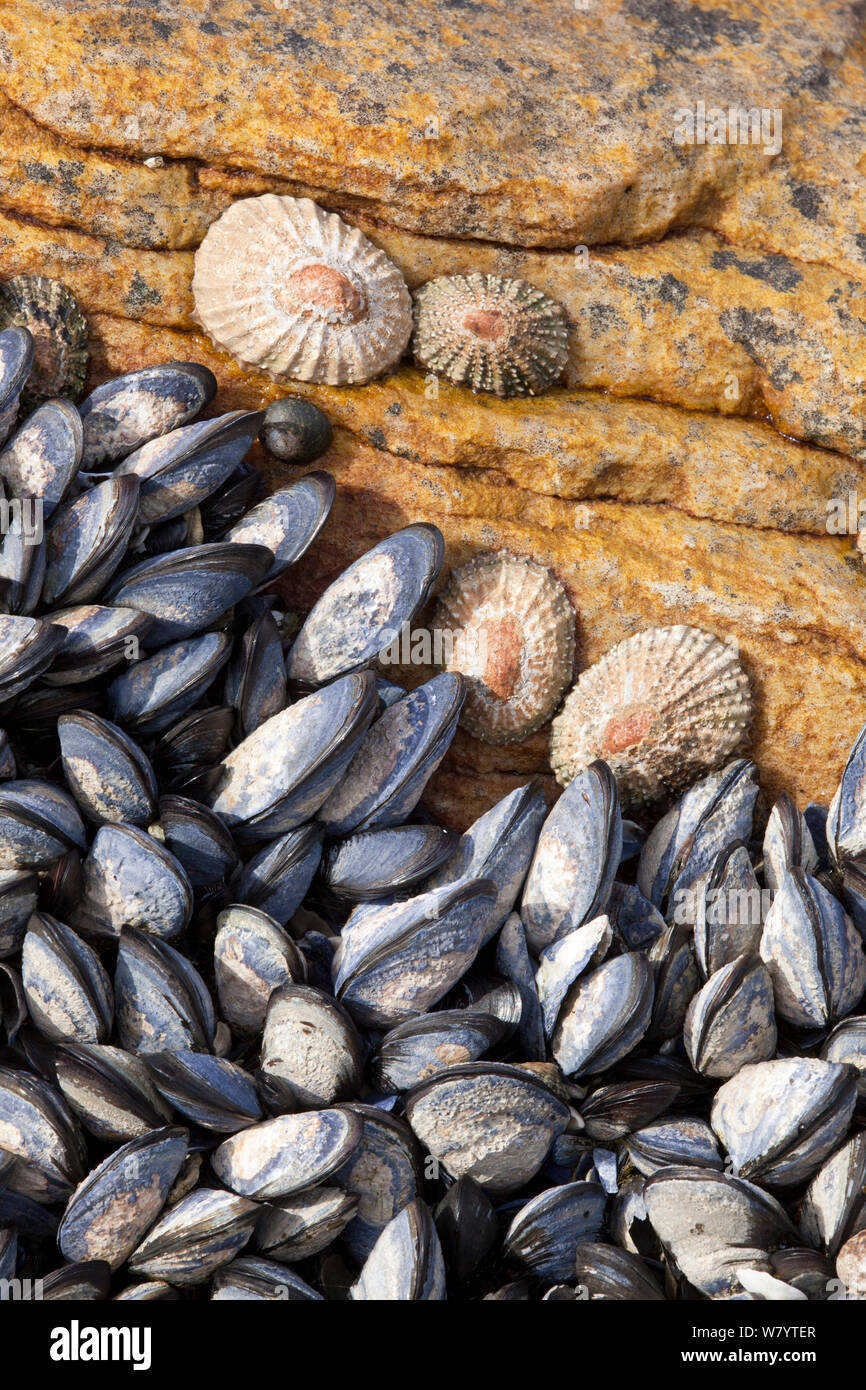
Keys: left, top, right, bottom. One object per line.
{"left": 78, "top": 362, "right": 217, "bottom": 468}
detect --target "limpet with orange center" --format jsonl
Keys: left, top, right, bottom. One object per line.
{"left": 431, "top": 550, "right": 576, "bottom": 744}
{"left": 411, "top": 273, "right": 568, "bottom": 398}
{"left": 550, "top": 625, "right": 752, "bottom": 808}
{"left": 193, "top": 195, "right": 412, "bottom": 386}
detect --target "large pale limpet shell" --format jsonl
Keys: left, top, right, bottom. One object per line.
{"left": 193, "top": 195, "right": 412, "bottom": 386}
{"left": 431, "top": 550, "right": 575, "bottom": 744}
{"left": 550, "top": 625, "right": 752, "bottom": 807}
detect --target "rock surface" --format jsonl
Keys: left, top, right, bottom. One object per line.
{"left": 0, "top": 0, "right": 865, "bottom": 826}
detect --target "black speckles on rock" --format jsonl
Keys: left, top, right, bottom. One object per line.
{"left": 788, "top": 181, "right": 823, "bottom": 221}
{"left": 625, "top": 0, "right": 758, "bottom": 50}
{"left": 711, "top": 250, "right": 802, "bottom": 293}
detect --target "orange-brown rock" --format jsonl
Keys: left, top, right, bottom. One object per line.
{"left": 1, "top": 0, "right": 865, "bottom": 826}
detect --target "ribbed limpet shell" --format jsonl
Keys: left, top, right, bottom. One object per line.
{"left": 431, "top": 550, "right": 575, "bottom": 743}
{"left": 550, "top": 625, "right": 752, "bottom": 807}
{"left": 412, "top": 274, "right": 568, "bottom": 398}
{"left": 193, "top": 195, "right": 413, "bottom": 386}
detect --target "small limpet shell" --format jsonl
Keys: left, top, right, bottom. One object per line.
{"left": 0, "top": 276, "right": 88, "bottom": 411}
{"left": 411, "top": 274, "right": 568, "bottom": 398}
{"left": 550, "top": 625, "right": 752, "bottom": 807}
{"left": 431, "top": 550, "right": 575, "bottom": 743}
{"left": 193, "top": 195, "right": 413, "bottom": 386}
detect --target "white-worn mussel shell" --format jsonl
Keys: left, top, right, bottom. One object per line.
{"left": 626, "top": 1118, "right": 723, "bottom": 1177}
{"left": 0, "top": 398, "right": 81, "bottom": 518}
{"left": 552, "top": 950, "right": 654, "bottom": 1077}
{"left": 606, "top": 881, "right": 665, "bottom": 951}
{"left": 0, "top": 328, "right": 34, "bottom": 445}
{"left": 77, "top": 362, "right": 217, "bottom": 468}
{"left": 214, "top": 904, "right": 306, "bottom": 1038}
{"left": 232, "top": 826, "right": 323, "bottom": 925}
{"left": 104, "top": 541, "right": 273, "bottom": 646}
{"left": 226, "top": 472, "right": 335, "bottom": 583}
{"left": 54, "top": 1042, "right": 173, "bottom": 1143}
{"left": 551, "top": 625, "right": 752, "bottom": 807}
{"left": 535, "top": 914, "right": 612, "bottom": 1039}
{"left": 644, "top": 1167, "right": 798, "bottom": 1299}
{"left": 193, "top": 195, "right": 412, "bottom": 386}
{"left": 431, "top": 550, "right": 575, "bottom": 743}
{"left": 494, "top": 913, "right": 545, "bottom": 1060}
{"left": 0, "top": 615, "right": 66, "bottom": 705}
{"left": 647, "top": 921, "right": 700, "bottom": 1042}
{"left": 113, "top": 1281, "right": 179, "bottom": 1301}
{"left": 39, "top": 1261, "right": 112, "bottom": 1301}
{"left": 317, "top": 673, "right": 464, "bottom": 836}
{"left": 158, "top": 795, "right": 239, "bottom": 889}
{"left": 58, "top": 711, "right": 157, "bottom": 826}
{"left": 828, "top": 723, "right": 866, "bottom": 933}
{"left": 829, "top": 719, "right": 866, "bottom": 864}
{"left": 0, "top": 1065, "right": 86, "bottom": 1202}
{"left": 43, "top": 475, "right": 140, "bottom": 608}
{"left": 333, "top": 878, "right": 496, "bottom": 1030}
{"left": 0, "top": 512, "right": 45, "bottom": 617}
{"left": 799, "top": 1133, "right": 866, "bottom": 1258}
{"left": 144, "top": 1051, "right": 262, "bottom": 1133}
{"left": 116, "top": 409, "right": 264, "bottom": 527}
{"left": 572, "top": 1242, "right": 665, "bottom": 1299}
{"left": 212, "top": 1108, "right": 362, "bottom": 1200}
{"left": 72, "top": 823, "right": 192, "bottom": 941}
{"left": 763, "top": 792, "right": 818, "bottom": 893}
{"left": 521, "top": 760, "right": 621, "bottom": 954}
{"left": 57, "top": 1126, "right": 188, "bottom": 1270}
{"left": 0, "top": 867, "right": 38, "bottom": 958}
{"left": 638, "top": 759, "right": 759, "bottom": 915}
{"left": 580, "top": 1080, "right": 680, "bottom": 1143}
{"left": 694, "top": 842, "right": 763, "bottom": 978}
{"left": 260, "top": 983, "right": 364, "bottom": 1108}
{"left": 0, "top": 778, "right": 86, "bottom": 869}
{"left": 45, "top": 605, "right": 152, "bottom": 687}
{"left": 350, "top": 1199, "right": 445, "bottom": 1301}
{"left": 128, "top": 1188, "right": 260, "bottom": 1285}
{"left": 759, "top": 868, "right": 866, "bottom": 1029}
{"left": 331, "top": 1103, "right": 421, "bottom": 1263}
{"left": 821, "top": 1015, "right": 866, "bottom": 1096}
{"left": 211, "top": 1255, "right": 321, "bottom": 1301}
{"left": 684, "top": 953, "right": 776, "bottom": 1078}
{"left": 255, "top": 1186, "right": 359, "bottom": 1263}
{"left": 427, "top": 780, "right": 547, "bottom": 946}
{"left": 370, "top": 1005, "right": 513, "bottom": 1093}
{"left": 503, "top": 1182, "right": 607, "bottom": 1281}
{"left": 115, "top": 927, "right": 216, "bottom": 1055}
{"left": 711, "top": 1057, "right": 858, "bottom": 1187}
{"left": 287, "top": 524, "right": 443, "bottom": 687}
{"left": 404, "top": 1062, "right": 570, "bottom": 1195}
{"left": 205, "top": 672, "right": 377, "bottom": 840}
{"left": 224, "top": 609, "right": 287, "bottom": 739}
{"left": 21, "top": 913, "right": 113, "bottom": 1043}
{"left": 108, "top": 631, "right": 233, "bottom": 735}
{"left": 321, "top": 823, "right": 456, "bottom": 903}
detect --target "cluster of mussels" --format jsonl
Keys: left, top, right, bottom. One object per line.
{"left": 3, "top": 316, "right": 866, "bottom": 1307}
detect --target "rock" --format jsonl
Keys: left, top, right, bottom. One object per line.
{"left": 3, "top": 0, "right": 863, "bottom": 248}
{"left": 0, "top": 0, "right": 864, "bottom": 826}
{"left": 84, "top": 312, "right": 866, "bottom": 825}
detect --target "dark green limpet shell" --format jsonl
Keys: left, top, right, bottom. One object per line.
{"left": 0, "top": 277, "right": 88, "bottom": 411}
